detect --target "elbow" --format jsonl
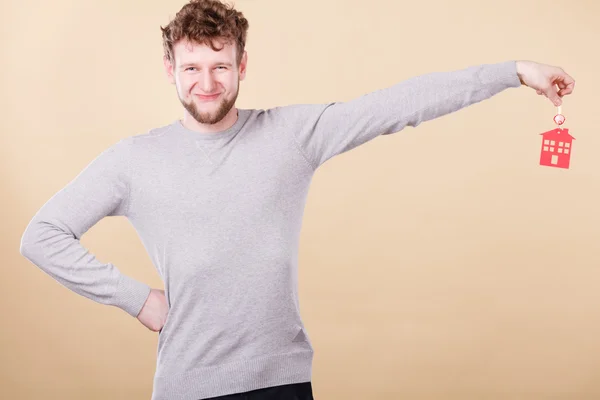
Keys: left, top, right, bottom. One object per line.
{"left": 20, "top": 217, "right": 77, "bottom": 266}
{"left": 19, "top": 225, "right": 38, "bottom": 260}
{"left": 19, "top": 218, "right": 48, "bottom": 262}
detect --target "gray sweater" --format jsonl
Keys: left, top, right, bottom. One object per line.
{"left": 20, "top": 61, "right": 521, "bottom": 400}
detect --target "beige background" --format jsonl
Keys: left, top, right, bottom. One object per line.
{"left": 2, "top": 0, "right": 599, "bottom": 398}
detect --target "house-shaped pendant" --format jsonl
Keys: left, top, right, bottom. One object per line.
{"left": 539, "top": 128, "right": 575, "bottom": 169}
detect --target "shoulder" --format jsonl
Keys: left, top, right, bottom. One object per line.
{"left": 251, "top": 103, "right": 332, "bottom": 127}
{"left": 113, "top": 121, "right": 180, "bottom": 153}
{"left": 128, "top": 122, "right": 177, "bottom": 142}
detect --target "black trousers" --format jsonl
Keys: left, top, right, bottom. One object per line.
{"left": 202, "top": 382, "right": 314, "bottom": 400}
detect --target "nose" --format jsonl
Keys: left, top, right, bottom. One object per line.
{"left": 200, "top": 71, "right": 216, "bottom": 93}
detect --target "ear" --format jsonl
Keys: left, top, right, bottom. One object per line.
{"left": 164, "top": 55, "right": 175, "bottom": 85}
{"left": 238, "top": 51, "right": 248, "bottom": 81}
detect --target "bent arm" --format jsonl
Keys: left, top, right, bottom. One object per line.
{"left": 19, "top": 139, "right": 151, "bottom": 317}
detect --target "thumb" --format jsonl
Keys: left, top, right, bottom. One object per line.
{"left": 545, "top": 84, "right": 562, "bottom": 106}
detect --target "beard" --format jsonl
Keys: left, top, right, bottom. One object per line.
{"left": 180, "top": 84, "right": 239, "bottom": 125}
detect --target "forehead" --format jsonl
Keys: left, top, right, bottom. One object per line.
{"left": 172, "top": 39, "right": 236, "bottom": 64}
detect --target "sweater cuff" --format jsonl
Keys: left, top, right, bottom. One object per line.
{"left": 112, "top": 273, "right": 152, "bottom": 317}
{"left": 478, "top": 60, "right": 522, "bottom": 91}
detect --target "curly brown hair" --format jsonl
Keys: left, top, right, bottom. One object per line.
{"left": 160, "top": 0, "right": 249, "bottom": 67}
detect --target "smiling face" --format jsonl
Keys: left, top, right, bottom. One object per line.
{"left": 164, "top": 38, "right": 247, "bottom": 126}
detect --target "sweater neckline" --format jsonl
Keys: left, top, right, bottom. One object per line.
{"left": 172, "top": 108, "right": 251, "bottom": 141}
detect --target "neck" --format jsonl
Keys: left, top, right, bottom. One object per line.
{"left": 181, "top": 107, "right": 239, "bottom": 134}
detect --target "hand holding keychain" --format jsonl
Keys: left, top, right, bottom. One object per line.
{"left": 514, "top": 61, "right": 575, "bottom": 169}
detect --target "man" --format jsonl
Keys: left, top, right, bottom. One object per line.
{"left": 19, "top": 0, "right": 575, "bottom": 399}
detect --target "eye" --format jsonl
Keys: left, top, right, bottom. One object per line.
{"left": 216, "top": 66, "right": 227, "bottom": 70}
{"left": 185, "top": 67, "right": 197, "bottom": 71}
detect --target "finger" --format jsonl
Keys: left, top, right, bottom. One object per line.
{"left": 554, "top": 82, "right": 566, "bottom": 98}
{"left": 545, "top": 86, "right": 562, "bottom": 106}
{"left": 562, "top": 79, "right": 575, "bottom": 96}
{"left": 557, "top": 82, "right": 574, "bottom": 97}
{"left": 554, "top": 72, "right": 575, "bottom": 96}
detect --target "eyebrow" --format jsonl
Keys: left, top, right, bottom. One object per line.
{"left": 179, "top": 62, "right": 234, "bottom": 68}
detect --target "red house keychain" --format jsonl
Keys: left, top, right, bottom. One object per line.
{"left": 539, "top": 105, "right": 575, "bottom": 169}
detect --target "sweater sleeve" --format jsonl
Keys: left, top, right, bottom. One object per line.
{"left": 288, "top": 60, "right": 522, "bottom": 169}
{"left": 19, "top": 138, "right": 151, "bottom": 318}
